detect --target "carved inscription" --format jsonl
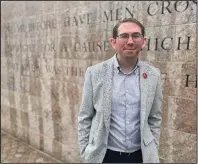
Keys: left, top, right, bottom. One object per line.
{"left": 5, "top": 34, "right": 194, "bottom": 59}
{"left": 5, "top": 58, "right": 197, "bottom": 88}
{"left": 143, "top": 36, "right": 192, "bottom": 51}
{"left": 147, "top": 1, "right": 197, "bottom": 16}
{"left": 2, "top": 1, "right": 197, "bottom": 88}
{"left": 7, "top": 43, "right": 56, "bottom": 53}
{"left": 4, "top": 18, "right": 58, "bottom": 33}
{"left": 161, "top": 73, "right": 197, "bottom": 88}
{"left": 45, "top": 65, "right": 85, "bottom": 77}
{"left": 4, "top": 1, "right": 196, "bottom": 33}
{"left": 73, "top": 41, "right": 110, "bottom": 52}
{"left": 19, "top": 58, "right": 86, "bottom": 78}
{"left": 185, "top": 75, "right": 197, "bottom": 88}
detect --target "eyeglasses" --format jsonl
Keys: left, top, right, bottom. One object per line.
{"left": 117, "top": 32, "right": 143, "bottom": 42}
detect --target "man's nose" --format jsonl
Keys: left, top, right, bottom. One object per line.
{"left": 127, "top": 36, "right": 134, "bottom": 44}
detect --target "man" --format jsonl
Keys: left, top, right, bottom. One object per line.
{"left": 78, "top": 18, "right": 163, "bottom": 163}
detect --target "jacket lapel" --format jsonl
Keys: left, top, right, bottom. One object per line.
{"left": 139, "top": 61, "right": 149, "bottom": 130}
{"left": 102, "top": 58, "right": 154, "bottom": 131}
{"left": 103, "top": 57, "right": 114, "bottom": 130}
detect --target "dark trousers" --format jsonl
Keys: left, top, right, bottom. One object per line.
{"left": 102, "top": 149, "right": 143, "bottom": 163}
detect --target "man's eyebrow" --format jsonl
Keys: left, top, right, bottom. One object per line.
{"left": 119, "top": 32, "right": 141, "bottom": 34}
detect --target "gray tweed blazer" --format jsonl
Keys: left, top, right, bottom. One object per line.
{"left": 78, "top": 56, "right": 163, "bottom": 163}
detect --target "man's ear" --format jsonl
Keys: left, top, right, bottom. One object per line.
{"left": 109, "top": 38, "right": 116, "bottom": 50}
{"left": 141, "top": 36, "right": 147, "bottom": 49}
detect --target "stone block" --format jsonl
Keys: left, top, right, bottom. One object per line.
{"left": 159, "top": 128, "right": 196, "bottom": 163}
{"left": 1, "top": 89, "right": 10, "bottom": 106}
{"left": 173, "top": 24, "right": 196, "bottom": 62}
{"left": 20, "top": 110, "right": 29, "bottom": 129}
{"left": 167, "top": 97, "right": 196, "bottom": 134}
{"left": 28, "top": 111, "right": 40, "bottom": 133}
{"left": 1, "top": 105, "right": 11, "bottom": 133}
{"left": 19, "top": 93, "right": 30, "bottom": 112}
{"left": 29, "top": 95, "right": 42, "bottom": 115}
{"left": 1, "top": 1, "right": 25, "bottom": 21}
{"left": 28, "top": 129, "right": 41, "bottom": 150}
{"left": 15, "top": 125, "right": 30, "bottom": 144}
{"left": 29, "top": 78, "right": 41, "bottom": 97}
{"left": 42, "top": 116, "right": 54, "bottom": 139}
{"left": 43, "top": 136, "right": 63, "bottom": 161}
{"left": 43, "top": 1, "right": 58, "bottom": 13}
{"left": 25, "top": 1, "right": 43, "bottom": 17}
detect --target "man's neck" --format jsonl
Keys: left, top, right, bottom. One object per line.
{"left": 116, "top": 54, "right": 138, "bottom": 73}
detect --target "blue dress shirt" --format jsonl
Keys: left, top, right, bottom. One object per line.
{"left": 107, "top": 54, "right": 141, "bottom": 153}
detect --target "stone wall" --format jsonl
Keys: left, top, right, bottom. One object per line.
{"left": 1, "top": 1, "right": 197, "bottom": 163}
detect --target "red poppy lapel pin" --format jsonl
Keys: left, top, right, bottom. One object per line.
{"left": 143, "top": 73, "right": 147, "bottom": 79}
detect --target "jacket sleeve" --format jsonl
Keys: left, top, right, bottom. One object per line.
{"left": 148, "top": 68, "right": 163, "bottom": 148}
{"left": 78, "top": 67, "right": 95, "bottom": 159}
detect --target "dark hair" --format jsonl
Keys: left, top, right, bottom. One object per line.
{"left": 112, "top": 18, "right": 145, "bottom": 39}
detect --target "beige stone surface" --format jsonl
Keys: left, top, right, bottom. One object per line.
{"left": 159, "top": 128, "right": 196, "bottom": 163}
{"left": 1, "top": 2, "right": 25, "bottom": 21}
{"left": 1, "top": 131, "right": 62, "bottom": 163}
{"left": 1, "top": 1, "right": 197, "bottom": 163}
{"left": 167, "top": 97, "right": 196, "bottom": 134}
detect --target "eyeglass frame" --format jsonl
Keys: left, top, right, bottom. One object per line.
{"left": 116, "top": 32, "right": 144, "bottom": 42}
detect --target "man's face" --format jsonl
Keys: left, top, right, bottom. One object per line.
{"left": 110, "top": 22, "right": 147, "bottom": 58}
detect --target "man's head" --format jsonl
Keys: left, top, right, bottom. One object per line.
{"left": 110, "top": 18, "right": 147, "bottom": 59}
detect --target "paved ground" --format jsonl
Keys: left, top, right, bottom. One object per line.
{"left": 1, "top": 131, "right": 62, "bottom": 163}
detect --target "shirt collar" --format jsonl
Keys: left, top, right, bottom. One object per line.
{"left": 113, "top": 54, "right": 140, "bottom": 74}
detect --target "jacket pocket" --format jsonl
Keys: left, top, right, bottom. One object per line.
{"left": 143, "top": 124, "right": 155, "bottom": 146}
{"left": 88, "top": 134, "right": 94, "bottom": 144}
{"left": 143, "top": 135, "right": 154, "bottom": 146}
{"left": 88, "top": 112, "right": 101, "bottom": 144}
